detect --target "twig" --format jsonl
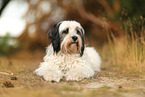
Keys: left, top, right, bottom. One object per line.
{"left": 0, "top": 72, "right": 13, "bottom": 75}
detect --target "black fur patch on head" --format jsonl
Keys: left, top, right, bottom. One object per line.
{"left": 48, "top": 22, "right": 61, "bottom": 53}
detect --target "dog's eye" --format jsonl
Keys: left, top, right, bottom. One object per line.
{"left": 77, "top": 29, "right": 81, "bottom": 35}
{"left": 62, "top": 28, "right": 69, "bottom": 34}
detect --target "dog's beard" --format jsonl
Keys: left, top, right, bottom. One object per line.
{"left": 61, "top": 37, "right": 82, "bottom": 54}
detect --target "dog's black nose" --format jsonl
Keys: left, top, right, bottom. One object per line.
{"left": 72, "top": 36, "right": 78, "bottom": 41}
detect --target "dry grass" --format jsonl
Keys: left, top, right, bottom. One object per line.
{"left": 101, "top": 19, "right": 145, "bottom": 77}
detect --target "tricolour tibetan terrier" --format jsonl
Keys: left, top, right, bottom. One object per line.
{"left": 35, "top": 20, "right": 101, "bottom": 82}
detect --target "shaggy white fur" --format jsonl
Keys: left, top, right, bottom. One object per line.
{"left": 35, "top": 45, "right": 101, "bottom": 82}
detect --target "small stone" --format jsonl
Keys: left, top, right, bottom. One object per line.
{"left": 11, "top": 76, "right": 17, "bottom": 80}
{"left": 118, "top": 85, "right": 123, "bottom": 89}
{"left": 51, "top": 80, "right": 55, "bottom": 83}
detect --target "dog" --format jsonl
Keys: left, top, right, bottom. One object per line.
{"left": 35, "top": 20, "right": 101, "bottom": 82}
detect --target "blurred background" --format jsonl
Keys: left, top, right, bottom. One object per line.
{"left": 0, "top": 0, "right": 145, "bottom": 95}
{"left": 0, "top": 0, "right": 145, "bottom": 56}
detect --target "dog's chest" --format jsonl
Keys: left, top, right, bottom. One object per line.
{"left": 48, "top": 54, "right": 84, "bottom": 72}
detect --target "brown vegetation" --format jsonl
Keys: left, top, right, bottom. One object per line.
{"left": 18, "top": 0, "right": 122, "bottom": 48}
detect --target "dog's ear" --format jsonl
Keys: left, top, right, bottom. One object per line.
{"left": 48, "top": 22, "right": 61, "bottom": 53}
{"left": 80, "top": 28, "right": 85, "bottom": 56}
{"left": 80, "top": 37, "right": 85, "bottom": 56}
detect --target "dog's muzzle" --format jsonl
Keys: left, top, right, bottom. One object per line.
{"left": 66, "top": 36, "right": 80, "bottom": 53}
{"left": 69, "top": 36, "right": 79, "bottom": 48}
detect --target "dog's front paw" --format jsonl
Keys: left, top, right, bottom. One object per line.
{"left": 35, "top": 62, "right": 62, "bottom": 82}
{"left": 43, "top": 73, "right": 62, "bottom": 82}
{"left": 65, "top": 65, "right": 94, "bottom": 81}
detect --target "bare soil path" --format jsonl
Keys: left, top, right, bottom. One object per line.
{"left": 0, "top": 49, "right": 145, "bottom": 97}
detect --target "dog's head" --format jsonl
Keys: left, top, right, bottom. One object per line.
{"left": 48, "top": 21, "right": 85, "bottom": 56}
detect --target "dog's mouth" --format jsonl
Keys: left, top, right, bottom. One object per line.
{"left": 69, "top": 42, "right": 78, "bottom": 45}
{"left": 67, "top": 41, "right": 79, "bottom": 53}
{"left": 69, "top": 41, "right": 79, "bottom": 48}
{"left": 61, "top": 38, "right": 82, "bottom": 54}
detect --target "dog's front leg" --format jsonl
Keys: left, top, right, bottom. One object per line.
{"left": 35, "top": 62, "right": 62, "bottom": 82}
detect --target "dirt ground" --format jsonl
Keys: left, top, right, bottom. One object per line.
{"left": 0, "top": 48, "right": 145, "bottom": 97}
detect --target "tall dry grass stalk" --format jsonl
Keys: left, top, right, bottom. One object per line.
{"left": 102, "top": 18, "right": 145, "bottom": 76}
